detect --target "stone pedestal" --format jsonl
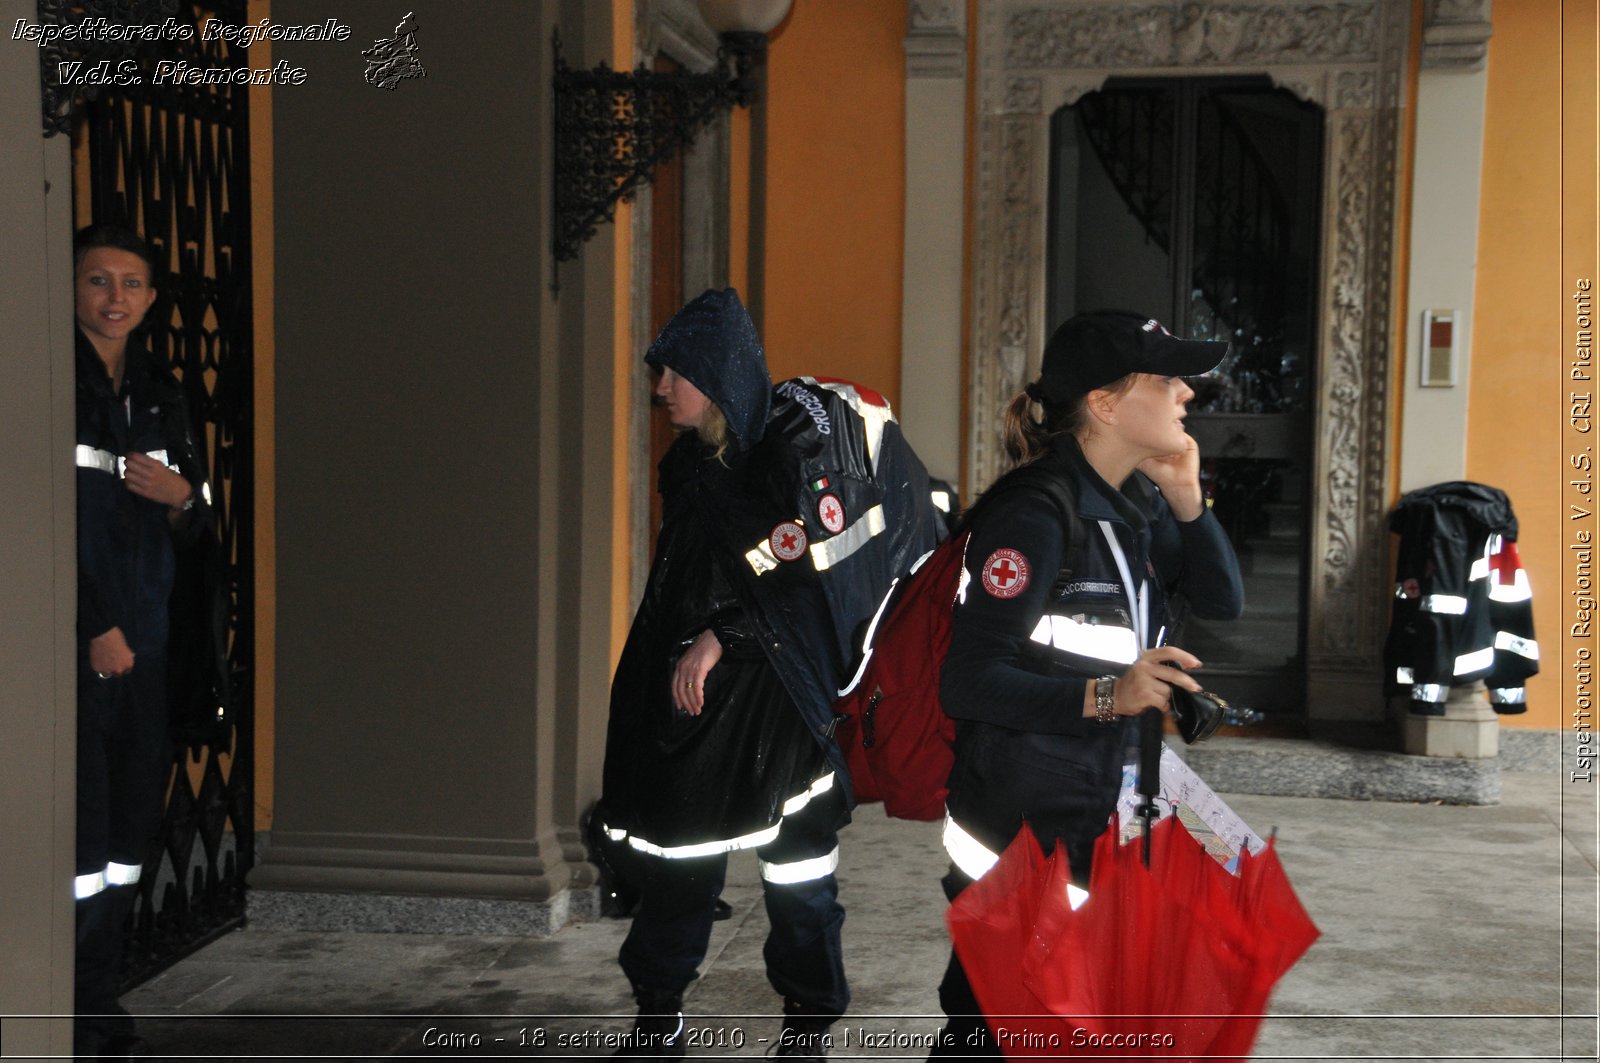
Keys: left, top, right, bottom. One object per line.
{"left": 1404, "top": 681, "right": 1500, "bottom": 758}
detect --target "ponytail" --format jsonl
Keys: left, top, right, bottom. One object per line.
{"left": 1001, "top": 373, "right": 1139, "bottom": 469}
{"left": 1001, "top": 390, "right": 1055, "bottom": 467}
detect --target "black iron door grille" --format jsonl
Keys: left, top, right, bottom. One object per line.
{"left": 65, "top": 0, "right": 256, "bottom": 988}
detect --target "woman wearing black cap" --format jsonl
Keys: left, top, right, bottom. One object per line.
{"left": 597, "top": 289, "right": 942, "bottom": 1059}
{"left": 930, "top": 310, "right": 1245, "bottom": 1057}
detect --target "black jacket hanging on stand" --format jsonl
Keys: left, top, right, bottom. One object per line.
{"left": 1384, "top": 481, "right": 1539, "bottom": 713}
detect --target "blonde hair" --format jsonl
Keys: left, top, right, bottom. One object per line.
{"left": 695, "top": 404, "right": 731, "bottom": 464}
{"left": 1000, "top": 374, "right": 1138, "bottom": 468}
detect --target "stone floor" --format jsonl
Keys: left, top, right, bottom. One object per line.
{"left": 124, "top": 763, "right": 1598, "bottom": 1061}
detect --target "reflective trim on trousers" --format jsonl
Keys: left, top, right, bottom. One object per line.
{"left": 1396, "top": 667, "right": 1414, "bottom": 685}
{"left": 1027, "top": 614, "right": 1139, "bottom": 666}
{"left": 74, "top": 871, "right": 107, "bottom": 899}
{"left": 810, "top": 504, "right": 886, "bottom": 572}
{"left": 760, "top": 845, "right": 840, "bottom": 885}
{"left": 602, "top": 774, "right": 836, "bottom": 860}
{"left": 931, "top": 490, "right": 952, "bottom": 514}
{"left": 941, "top": 813, "right": 1088, "bottom": 909}
{"left": 1494, "top": 630, "right": 1540, "bottom": 661}
{"left": 1412, "top": 683, "right": 1449, "bottom": 703}
{"left": 1454, "top": 646, "right": 1496, "bottom": 676}
{"left": 1420, "top": 594, "right": 1469, "bottom": 615}
{"left": 1490, "top": 687, "right": 1526, "bottom": 704}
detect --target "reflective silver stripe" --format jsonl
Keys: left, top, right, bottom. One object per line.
{"left": 74, "top": 871, "right": 107, "bottom": 899}
{"left": 601, "top": 774, "right": 836, "bottom": 860}
{"left": 840, "top": 564, "right": 920, "bottom": 698}
{"left": 1394, "top": 582, "right": 1411, "bottom": 599}
{"left": 760, "top": 845, "right": 840, "bottom": 885}
{"left": 1396, "top": 667, "right": 1415, "bottom": 684}
{"left": 75, "top": 444, "right": 119, "bottom": 474}
{"left": 74, "top": 445, "right": 174, "bottom": 477}
{"left": 941, "top": 814, "right": 1088, "bottom": 907}
{"left": 746, "top": 539, "right": 780, "bottom": 575}
{"left": 931, "top": 490, "right": 952, "bottom": 513}
{"left": 1027, "top": 614, "right": 1139, "bottom": 666}
{"left": 1490, "top": 687, "right": 1526, "bottom": 704}
{"left": 942, "top": 813, "right": 1001, "bottom": 881}
{"left": 810, "top": 504, "right": 886, "bottom": 571}
{"left": 1096, "top": 522, "right": 1150, "bottom": 650}
{"left": 1420, "top": 594, "right": 1470, "bottom": 615}
{"left": 1413, "top": 683, "right": 1449, "bottom": 703}
{"left": 1494, "top": 631, "right": 1540, "bottom": 661}
{"left": 1469, "top": 553, "right": 1490, "bottom": 581}
{"left": 105, "top": 861, "right": 141, "bottom": 886}
{"left": 812, "top": 379, "right": 893, "bottom": 471}
{"left": 1490, "top": 570, "right": 1532, "bottom": 603}
{"left": 1454, "top": 646, "right": 1495, "bottom": 675}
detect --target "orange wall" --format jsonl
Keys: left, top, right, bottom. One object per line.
{"left": 761, "top": 0, "right": 907, "bottom": 404}
{"left": 1466, "top": 0, "right": 1568, "bottom": 728}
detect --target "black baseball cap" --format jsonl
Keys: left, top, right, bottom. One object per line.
{"left": 1032, "top": 309, "right": 1229, "bottom": 404}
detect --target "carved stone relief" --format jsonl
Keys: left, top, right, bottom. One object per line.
{"left": 1422, "top": 0, "right": 1492, "bottom": 70}
{"left": 970, "top": 0, "right": 1415, "bottom": 716}
{"left": 906, "top": 0, "right": 966, "bottom": 78}
{"left": 1003, "top": 3, "right": 1380, "bottom": 69}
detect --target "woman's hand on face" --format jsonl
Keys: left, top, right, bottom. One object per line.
{"left": 1137, "top": 433, "right": 1205, "bottom": 521}
{"left": 671, "top": 628, "right": 724, "bottom": 716}
{"left": 1113, "top": 645, "right": 1203, "bottom": 717}
{"left": 88, "top": 626, "right": 136, "bottom": 677}
{"left": 123, "top": 452, "right": 193, "bottom": 510}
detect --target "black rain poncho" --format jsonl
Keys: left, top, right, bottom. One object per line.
{"left": 600, "top": 289, "right": 942, "bottom": 856}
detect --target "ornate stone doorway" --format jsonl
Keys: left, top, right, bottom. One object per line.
{"left": 969, "top": 1, "right": 1411, "bottom": 720}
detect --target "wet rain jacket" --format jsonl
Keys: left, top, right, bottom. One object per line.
{"left": 601, "top": 289, "right": 942, "bottom": 857}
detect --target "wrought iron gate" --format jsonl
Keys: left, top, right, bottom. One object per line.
{"left": 43, "top": 0, "right": 256, "bottom": 987}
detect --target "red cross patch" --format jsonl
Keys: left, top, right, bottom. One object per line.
{"left": 817, "top": 493, "right": 846, "bottom": 534}
{"left": 770, "top": 521, "right": 808, "bottom": 562}
{"left": 981, "top": 548, "right": 1030, "bottom": 599}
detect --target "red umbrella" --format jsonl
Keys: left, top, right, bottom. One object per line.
{"left": 946, "top": 814, "right": 1319, "bottom": 1060}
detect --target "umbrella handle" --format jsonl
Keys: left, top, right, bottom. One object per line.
{"left": 1137, "top": 708, "right": 1163, "bottom": 867}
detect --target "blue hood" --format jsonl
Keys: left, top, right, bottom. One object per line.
{"left": 644, "top": 288, "right": 771, "bottom": 451}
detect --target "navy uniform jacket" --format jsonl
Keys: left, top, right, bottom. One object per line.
{"left": 941, "top": 432, "right": 1243, "bottom": 872}
{"left": 75, "top": 332, "right": 211, "bottom": 657}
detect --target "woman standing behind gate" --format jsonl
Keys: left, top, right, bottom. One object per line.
{"left": 72, "top": 224, "right": 212, "bottom": 1059}
{"left": 931, "top": 310, "right": 1245, "bottom": 1056}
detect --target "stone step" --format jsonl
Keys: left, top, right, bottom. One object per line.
{"left": 1238, "top": 539, "right": 1302, "bottom": 577}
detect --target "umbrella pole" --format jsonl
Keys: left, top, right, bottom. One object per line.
{"left": 1136, "top": 708, "right": 1163, "bottom": 868}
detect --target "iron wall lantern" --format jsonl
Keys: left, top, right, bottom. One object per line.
{"left": 551, "top": 0, "right": 791, "bottom": 268}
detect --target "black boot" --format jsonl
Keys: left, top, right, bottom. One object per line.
{"left": 615, "top": 985, "right": 685, "bottom": 1059}
{"left": 773, "top": 999, "right": 834, "bottom": 1060}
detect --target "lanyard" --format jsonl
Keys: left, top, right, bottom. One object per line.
{"left": 1097, "top": 520, "right": 1150, "bottom": 651}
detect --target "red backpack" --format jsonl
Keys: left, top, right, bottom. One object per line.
{"left": 833, "top": 532, "right": 970, "bottom": 821}
{"left": 832, "top": 471, "right": 1079, "bottom": 821}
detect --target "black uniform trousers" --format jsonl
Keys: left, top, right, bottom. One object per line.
{"left": 618, "top": 785, "right": 851, "bottom": 1019}
{"left": 75, "top": 651, "right": 171, "bottom": 1051}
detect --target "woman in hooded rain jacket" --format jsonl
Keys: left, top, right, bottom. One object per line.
{"left": 599, "top": 289, "right": 855, "bottom": 1060}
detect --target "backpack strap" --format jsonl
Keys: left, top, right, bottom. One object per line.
{"left": 957, "top": 461, "right": 1081, "bottom": 576}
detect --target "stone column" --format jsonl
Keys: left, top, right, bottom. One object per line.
{"left": 249, "top": 0, "right": 608, "bottom": 933}
{"left": 899, "top": 0, "right": 966, "bottom": 487}
{"left": 0, "top": 4, "right": 77, "bottom": 1050}
{"left": 1399, "top": 1, "right": 1496, "bottom": 757}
